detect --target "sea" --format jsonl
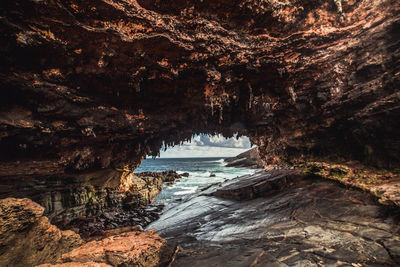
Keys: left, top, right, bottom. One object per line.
{"left": 134, "top": 157, "right": 255, "bottom": 207}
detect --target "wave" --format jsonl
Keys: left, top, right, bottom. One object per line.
{"left": 188, "top": 171, "right": 223, "bottom": 178}
{"left": 177, "top": 170, "right": 215, "bottom": 177}
{"left": 173, "top": 166, "right": 255, "bottom": 181}
{"left": 173, "top": 186, "right": 198, "bottom": 196}
{"left": 203, "top": 158, "right": 226, "bottom": 164}
{"left": 219, "top": 160, "right": 228, "bottom": 167}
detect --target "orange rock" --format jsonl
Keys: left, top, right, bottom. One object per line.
{"left": 0, "top": 198, "right": 83, "bottom": 266}
{"left": 38, "top": 262, "right": 111, "bottom": 267}
{"left": 58, "top": 230, "right": 168, "bottom": 267}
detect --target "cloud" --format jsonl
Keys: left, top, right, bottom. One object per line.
{"left": 184, "top": 134, "right": 251, "bottom": 148}
{"left": 159, "top": 134, "right": 254, "bottom": 158}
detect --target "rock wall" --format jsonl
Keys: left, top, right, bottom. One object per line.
{"left": 0, "top": 169, "right": 180, "bottom": 229}
{"left": 0, "top": 0, "right": 399, "bottom": 218}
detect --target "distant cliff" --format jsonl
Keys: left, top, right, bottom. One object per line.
{"left": 224, "top": 148, "right": 264, "bottom": 169}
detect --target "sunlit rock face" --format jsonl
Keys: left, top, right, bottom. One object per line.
{"left": 0, "top": 168, "right": 180, "bottom": 229}
{"left": 0, "top": 197, "right": 172, "bottom": 267}
{"left": 0, "top": 0, "right": 399, "bottom": 219}
{"left": 0, "top": 198, "right": 83, "bottom": 266}
{"left": 46, "top": 230, "right": 170, "bottom": 267}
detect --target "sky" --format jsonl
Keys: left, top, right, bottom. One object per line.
{"left": 159, "top": 134, "right": 254, "bottom": 158}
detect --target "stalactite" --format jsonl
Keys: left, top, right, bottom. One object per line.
{"left": 248, "top": 83, "right": 253, "bottom": 109}
{"left": 219, "top": 105, "right": 223, "bottom": 124}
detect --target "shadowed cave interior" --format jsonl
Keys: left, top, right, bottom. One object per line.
{"left": 0, "top": 0, "right": 400, "bottom": 266}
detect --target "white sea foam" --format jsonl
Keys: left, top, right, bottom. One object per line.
{"left": 217, "top": 158, "right": 228, "bottom": 166}
{"left": 189, "top": 171, "right": 214, "bottom": 178}
{"left": 173, "top": 186, "right": 198, "bottom": 195}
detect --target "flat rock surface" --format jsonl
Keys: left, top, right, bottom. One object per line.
{"left": 213, "top": 169, "right": 301, "bottom": 200}
{"left": 147, "top": 171, "right": 400, "bottom": 266}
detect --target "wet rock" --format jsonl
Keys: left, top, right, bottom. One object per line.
{"left": 145, "top": 206, "right": 158, "bottom": 212}
{"left": 213, "top": 169, "right": 302, "bottom": 200}
{"left": 181, "top": 173, "right": 190, "bottom": 177}
{"left": 136, "top": 171, "right": 183, "bottom": 183}
{"left": 149, "top": 171, "right": 400, "bottom": 266}
{"left": 101, "top": 212, "right": 114, "bottom": 221}
{"left": 63, "top": 207, "right": 160, "bottom": 239}
{"left": 0, "top": 198, "right": 83, "bottom": 266}
{"left": 209, "top": 173, "right": 216, "bottom": 177}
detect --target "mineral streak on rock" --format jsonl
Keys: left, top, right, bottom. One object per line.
{"left": 0, "top": 0, "right": 399, "bottom": 220}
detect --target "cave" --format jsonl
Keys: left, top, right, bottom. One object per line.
{"left": 0, "top": 0, "right": 400, "bottom": 266}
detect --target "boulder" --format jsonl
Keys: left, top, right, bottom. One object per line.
{"left": 56, "top": 230, "right": 171, "bottom": 267}
{"left": 0, "top": 198, "right": 83, "bottom": 266}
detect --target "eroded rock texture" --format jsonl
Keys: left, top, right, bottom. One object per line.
{"left": 48, "top": 230, "right": 172, "bottom": 267}
{"left": 0, "top": 167, "right": 180, "bottom": 232}
{"left": 0, "top": 0, "right": 399, "bottom": 217}
{"left": 0, "top": 197, "right": 172, "bottom": 266}
{"left": 0, "top": 198, "right": 83, "bottom": 266}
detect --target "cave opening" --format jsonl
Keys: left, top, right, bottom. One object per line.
{"left": 134, "top": 133, "right": 259, "bottom": 206}
{"left": 0, "top": 0, "right": 400, "bottom": 265}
